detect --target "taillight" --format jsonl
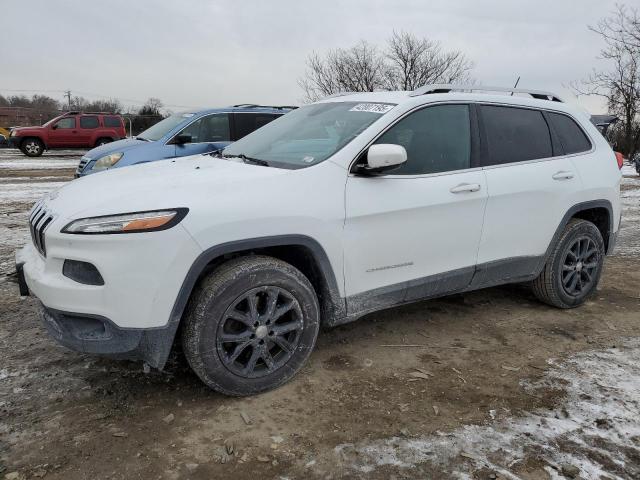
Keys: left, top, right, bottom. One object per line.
{"left": 614, "top": 151, "right": 624, "bottom": 169}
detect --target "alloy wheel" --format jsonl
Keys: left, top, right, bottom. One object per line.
{"left": 561, "top": 236, "right": 600, "bottom": 297}
{"left": 216, "top": 286, "right": 304, "bottom": 378}
{"left": 25, "top": 141, "right": 40, "bottom": 155}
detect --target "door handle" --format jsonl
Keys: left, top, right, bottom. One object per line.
{"left": 552, "top": 171, "right": 574, "bottom": 180}
{"left": 450, "top": 183, "right": 481, "bottom": 194}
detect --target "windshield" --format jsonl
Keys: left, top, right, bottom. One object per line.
{"left": 137, "top": 113, "right": 195, "bottom": 141}
{"left": 222, "top": 102, "right": 395, "bottom": 167}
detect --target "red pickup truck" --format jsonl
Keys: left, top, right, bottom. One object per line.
{"left": 9, "top": 112, "right": 126, "bottom": 157}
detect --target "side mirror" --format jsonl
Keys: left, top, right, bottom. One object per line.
{"left": 359, "top": 144, "right": 407, "bottom": 174}
{"left": 174, "top": 134, "right": 192, "bottom": 145}
{"left": 51, "top": 124, "right": 58, "bottom": 130}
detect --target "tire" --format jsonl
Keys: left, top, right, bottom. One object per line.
{"left": 20, "top": 137, "right": 44, "bottom": 157}
{"left": 532, "top": 219, "right": 605, "bottom": 309}
{"left": 182, "top": 255, "right": 320, "bottom": 396}
{"left": 95, "top": 137, "right": 112, "bottom": 147}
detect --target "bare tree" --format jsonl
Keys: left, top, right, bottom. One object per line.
{"left": 574, "top": 4, "right": 640, "bottom": 158}
{"left": 299, "top": 33, "right": 474, "bottom": 102}
{"left": 298, "top": 41, "right": 387, "bottom": 101}
{"left": 383, "top": 31, "right": 473, "bottom": 90}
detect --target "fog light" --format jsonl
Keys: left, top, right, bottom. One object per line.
{"left": 62, "top": 260, "right": 104, "bottom": 286}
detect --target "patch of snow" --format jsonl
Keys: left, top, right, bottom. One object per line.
{"left": 0, "top": 159, "right": 78, "bottom": 169}
{"left": 0, "top": 181, "right": 66, "bottom": 203}
{"left": 335, "top": 340, "right": 640, "bottom": 479}
{"left": 621, "top": 164, "right": 637, "bottom": 178}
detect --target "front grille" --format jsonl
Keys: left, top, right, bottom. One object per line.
{"left": 76, "top": 156, "right": 90, "bottom": 175}
{"left": 29, "top": 203, "right": 54, "bottom": 256}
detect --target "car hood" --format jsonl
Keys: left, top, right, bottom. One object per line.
{"left": 42, "top": 154, "right": 295, "bottom": 219}
{"left": 83, "top": 137, "right": 149, "bottom": 159}
{"left": 12, "top": 126, "right": 44, "bottom": 135}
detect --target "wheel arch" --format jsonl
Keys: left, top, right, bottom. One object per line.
{"left": 21, "top": 135, "right": 47, "bottom": 149}
{"left": 545, "top": 199, "right": 615, "bottom": 261}
{"left": 156, "top": 236, "right": 345, "bottom": 363}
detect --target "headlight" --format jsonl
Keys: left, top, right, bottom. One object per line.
{"left": 62, "top": 208, "right": 188, "bottom": 234}
{"left": 92, "top": 152, "right": 124, "bottom": 171}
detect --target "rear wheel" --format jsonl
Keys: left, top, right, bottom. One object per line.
{"left": 20, "top": 138, "right": 44, "bottom": 157}
{"left": 532, "top": 219, "right": 605, "bottom": 308}
{"left": 95, "top": 137, "right": 112, "bottom": 147}
{"left": 182, "top": 255, "right": 320, "bottom": 396}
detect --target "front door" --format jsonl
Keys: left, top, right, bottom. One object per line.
{"left": 344, "top": 103, "right": 488, "bottom": 314}
{"left": 48, "top": 117, "right": 78, "bottom": 147}
{"left": 173, "top": 113, "right": 231, "bottom": 157}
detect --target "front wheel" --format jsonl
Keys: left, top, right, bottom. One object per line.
{"left": 20, "top": 138, "right": 44, "bottom": 157}
{"left": 182, "top": 255, "right": 320, "bottom": 396}
{"left": 95, "top": 137, "right": 112, "bottom": 147}
{"left": 532, "top": 219, "right": 605, "bottom": 308}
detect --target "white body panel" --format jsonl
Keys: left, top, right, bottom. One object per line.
{"left": 344, "top": 170, "right": 487, "bottom": 297}
{"left": 477, "top": 156, "right": 582, "bottom": 262}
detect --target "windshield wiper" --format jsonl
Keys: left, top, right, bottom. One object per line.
{"left": 223, "top": 153, "right": 270, "bottom": 167}
{"left": 136, "top": 136, "right": 149, "bottom": 141}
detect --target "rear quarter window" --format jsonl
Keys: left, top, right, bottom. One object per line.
{"left": 103, "top": 116, "right": 123, "bottom": 128}
{"left": 481, "top": 105, "right": 553, "bottom": 166}
{"left": 547, "top": 112, "right": 592, "bottom": 155}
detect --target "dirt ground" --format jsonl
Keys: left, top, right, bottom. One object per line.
{"left": 1, "top": 149, "right": 639, "bottom": 480}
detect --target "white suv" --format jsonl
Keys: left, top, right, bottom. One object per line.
{"left": 16, "top": 85, "right": 622, "bottom": 396}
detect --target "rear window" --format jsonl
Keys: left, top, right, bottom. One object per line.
{"left": 80, "top": 116, "right": 99, "bottom": 129}
{"left": 104, "top": 116, "right": 122, "bottom": 128}
{"left": 547, "top": 112, "right": 591, "bottom": 155}
{"left": 233, "top": 113, "right": 281, "bottom": 140}
{"left": 481, "top": 105, "right": 552, "bottom": 166}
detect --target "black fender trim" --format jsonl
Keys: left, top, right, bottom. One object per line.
{"left": 158, "top": 235, "right": 346, "bottom": 367}
{"left": 548, "top": 200, "right": 615, "bottom": 257}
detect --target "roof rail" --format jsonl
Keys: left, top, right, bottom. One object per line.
{"left": 232, "top": 104, "right": 297, "bottom": 110}
{"left": 321, "top": 92, "right": 358, "bottom": 100}
{"left": 63, "top": 111, "right": 119, "bottom": 115}
{"left": 409, "top": 84, "right": 564, "bottom": 102}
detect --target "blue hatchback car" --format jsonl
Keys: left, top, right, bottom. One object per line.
{"left": 75, "top": 105, "right": 294, "bottom": 176}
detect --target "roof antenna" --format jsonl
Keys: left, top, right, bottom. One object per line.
{"left": 511, "top": 76, "right": 520, "bottom": 95}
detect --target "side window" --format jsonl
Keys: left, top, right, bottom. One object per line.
{"left": 233, "top": 113, "right": 280, "bottom": 140}
{"left": 79, "top": 116, "right": 99, "bottom": 129}
{"left": 180, "top": 114, "right": 230, "bottom": 143}
{"left": 104, "top": 116, "right": 122, "bottom": 128}
{"left": 54, "top": 118, "right": 75, "bottom": 129}
{"left": 373, "top": 104, "right": 471, "bottom": 175}
{"left": 481, "top": 105, "right": 552, "bottom": 165}
{"left": 547, "top": 112, "right": 591, "bottom": 155}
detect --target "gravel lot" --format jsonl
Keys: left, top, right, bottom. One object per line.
{"left": 1, "top": 148, "right": 639, "bottom": 480}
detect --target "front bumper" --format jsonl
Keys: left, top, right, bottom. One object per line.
{"left": 38, "top": 304, "right": 177, "bottom": 368}
{"left": 16, "top": 218, "right": 202, "bottom": 367}
{"left": 8, "top": 136, "right": 21, "bottom": 149}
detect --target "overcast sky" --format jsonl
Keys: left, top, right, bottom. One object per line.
{"left": 1, "top": 0, "right": 622, "bottom": 113}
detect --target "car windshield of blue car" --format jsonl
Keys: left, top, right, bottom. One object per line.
{"left": 222, "top": 102, "right": 396, "bottom": 168}
{"left": 138, "top": 113, "right": 195, "bottom": 142}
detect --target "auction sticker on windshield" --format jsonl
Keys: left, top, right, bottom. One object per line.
{"left": 349, "top": 103, "right": 395, "bottom": 114}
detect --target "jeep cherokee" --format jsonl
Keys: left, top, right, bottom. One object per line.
{"left": 15, "top": 85, "right": 622, "bottom": 396}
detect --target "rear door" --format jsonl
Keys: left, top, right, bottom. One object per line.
{"left": 232, "top": 113, "right": 281, "bottom": 140}
{"left": 343, "top": 103, "right": 488, "bottom": 312}
{"left": 476, "top": 104, "right": 582, "bottom": 277}
{"left": 77, "top": 115, "right": 99, "bottom": 147}
{"left": 47, "top": 117, "right": 78, "bottom": 147}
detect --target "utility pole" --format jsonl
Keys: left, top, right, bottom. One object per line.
{"left": 64, "top": 90, "right": 72, "bottom": 110}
